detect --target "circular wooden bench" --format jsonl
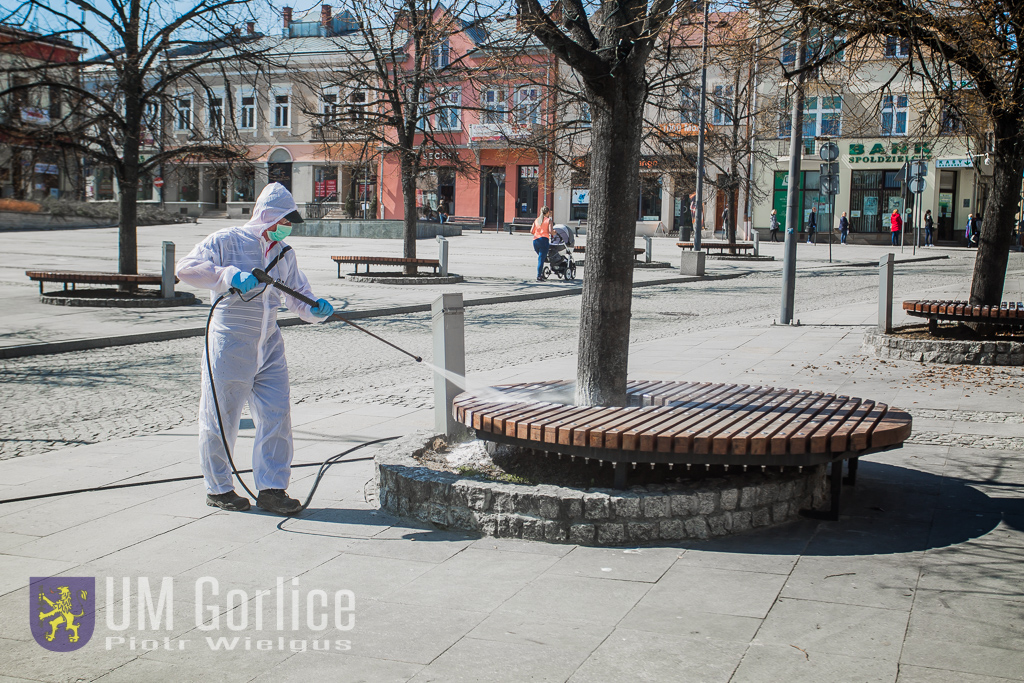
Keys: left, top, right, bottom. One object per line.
{"left": 903, "top": 300, "right": 1024, "bottom": 332}
{"left": 454, "top": 380, "right": 913, "bottom": 520}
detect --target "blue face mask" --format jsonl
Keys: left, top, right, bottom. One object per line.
{"left": 267, "top": 223, "right": 292, "bottom": 242}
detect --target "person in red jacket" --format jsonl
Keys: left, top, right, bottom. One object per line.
{"left": 890, "top": 209, "right": 902, "bottom": 246}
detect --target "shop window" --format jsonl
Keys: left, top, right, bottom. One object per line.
{"left": 637, "top": 176, "right": 661, "bottom": 220}
{"left": 516, "top": 165, "right": 538, "bottom": 218}
{"left": 137, "top": 171, "right": 153, "bottom": 201}
{"left": 881, "top": 94, "right": 908, "bottom": 136}
{"left": 178, "top": 168, "right": 199, "bottom": 202}
{"left": 233, "top": 168, "right": 255, "bottom": 202}
{"left": 848, "top": 169, "right": 904, "bottom": 233}
{"left": 313, "top": 166, "right": 338, "bottom": 201}
{"left": 570, "top": 168, "right": 589, "bottom": 221}
{"left": 94, "top": 167, "right": 115, "bottom": 201}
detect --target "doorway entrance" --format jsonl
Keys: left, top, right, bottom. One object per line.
{"left": 937, "top": 170, "right": 957, "bottom": 242}
{"left": 481, "top": 166, "right": 506, "bottom": 228}
{"left": 268, "top": 149, "right": 293, "bottom": 192}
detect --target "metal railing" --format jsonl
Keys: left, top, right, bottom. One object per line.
{"left": 303, "top": 202, "right": 343, "bottom": 220}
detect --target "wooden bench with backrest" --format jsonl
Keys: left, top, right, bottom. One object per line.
{"left": 508, "top": 217, "right": 534, "bottom": 233}
{"left": 902, "top": 300, "right": 1024, "bottom": 332}
{"left": 330, "top": 255, "right": 440, "bottom": 277}
{"left": 26, "top": 270, "right": 172, "bottom": 295}
{"left": 676, "top": 241, "right": 755, "bottom": 254}
{"left": 454, "top": 379, "right": 913, "bottom": 519}
{"left": 443, "top": 215, "right": 485, "bottom": 232}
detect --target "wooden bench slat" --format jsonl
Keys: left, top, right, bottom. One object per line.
{"left": 710, "top": 388, "right": 800, "bottom": 455}
{"left": 849, "top": 403, "right": 890, "bottom": 451}
{"left": 726, "top": 389, "right": 808, "bottom": 455}
{"left": 871, "top": 408, "right": 914, "bottom": 448}
{"left": 625, "top": 384, "right": 728, "bottom": 451}
{"left": 662, "top": 385, "right": 763, "bottom": 453}
{"left": 808, "top": 398, "right": 863, "bottom": 453}
{"left": 689, "top": 386, "right": 784, "bottom": 455}
{"left": 645, "top": 383, "right": 752, "bottom": 452}
{"left": 788, "top": 395, "right": 853, "bottom": 455}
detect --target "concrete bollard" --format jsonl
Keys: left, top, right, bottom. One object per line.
{"left": 644, "top": 236, "right": 653, "bottom": 263}
{"left": 436, "top": 236, "right": 449, "bottom": 276}
{"left": 161, "top": 241, "right": 175, "bottom": 298}
{"left": 878, "top": 253, "right": 894, "bottom": 333}
{"left": 752, "top": 231, "right": 760, "bottom": 257}
{"left": 432, "top": 292, "right": 465, "bottom": 437}
{"left": 680, "top": 249, "right": 705, "bottom": 276}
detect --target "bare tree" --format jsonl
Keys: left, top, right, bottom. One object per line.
{"left": 0, "top": 0, "right": 268, "bottom": 278}
{"left": 516, "top": 0, "right": 691, "bottom": 407}
{"left": 296, "top": 0, "right": 501, "bottom": 273}
{"left": 778, "top": 0, "right": 1024, "bottom": 305}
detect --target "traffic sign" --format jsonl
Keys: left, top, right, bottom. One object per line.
{"left": 819, "top": 162, "right": 839, "bottom": 176}
{"left": 153, "top": 177, "right": 164, "bottom": 188}
{"left": 910, "top": 160, "right": 928, "bottom": 177}
{"left": 908, "top": 176, "right": 926, "bottom": 194}
{"left": 819, "top": 142, "right": 839, "bottom": 161}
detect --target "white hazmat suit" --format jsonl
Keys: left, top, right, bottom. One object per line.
{"left": 176, "top": 183, "right": 326, "bottom": 495}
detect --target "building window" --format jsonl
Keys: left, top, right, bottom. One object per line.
{"left": 273, "top": 94, "right": 289, "bottom": 128}
{"left": 680, "top": 86, "right": 698, "bottom": 124}
{"left": 137, "top": 170, "right": 153, "bottom": 201}
{"left": 939, "top": 105, "right": 963, "bottom": 135}
{"left": 803, "top": 95, "right": 842, "bottom": 138}
{"left": 347, "top": 90, "right": 366, "bottom": 121}
{"left": 712, "top": 85, "right": 733, "bottom": 125}
{"left": 437, "top": 88, "right": 461, "bottom": 130}
{"left": 481, "top": 88, "right": 505, "bottom": 124}
{"left": 209, "top": 97, "right": 223, "bottom": 133}
{"left": 881, "top": 94, "right": 908, "bottom": 136}
{"left": 321, "top": 92, "right": 338, "bottom": 122}
{"left": 782, "top": 40, "right": 796, "bottom": 65}
{"left": 240, "top": 96, "right": 255, "bottom": 129}
{"left": 884, "top": 35, "right": 909, "bottom": 58}
{"left": 233, "top": 168, "right": 255, "bottom": 202}
{"left": 431, "top": 39, "right": 450, "bottom": 69}
{"left": 516, "top": 87, "right": 540, "bottom": 125}
{"left": 176, "top": 98, "right": 191, "bottom": 131}
{"left": 177, "top": 168, "right": 199, "bottom": 202}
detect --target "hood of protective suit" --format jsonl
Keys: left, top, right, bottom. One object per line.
{"left": 243, "top": 183, "right": 300, "bottom": 236}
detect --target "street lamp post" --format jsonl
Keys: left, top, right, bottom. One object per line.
{"left": 693, "top": 0, "right": 711, "bottom": 252}
{"left": 780, "top": 23, "right": 808, "bottom": 325}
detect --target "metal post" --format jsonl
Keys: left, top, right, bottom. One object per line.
{"left": 752, "top": 230, "right": 759, "bottom": 257}
{"left": 693, "top": 0, "right": 711, "bottom": 252}
{"left": 779, "top": 24, "right": 807, "bottom": 325}
{"left": 878, "top": 253, "right": 894, "bottom": 333}
{"left": 437, "top": 236, "right": 449, "bottom": 276}
{"left": 161, "top": 241, "right": 175, "bottom": 298}
{"left": 644, "top": 235, "right": 653, "bottom": 263}
{"left": 432, "top": 293, "right": 465, "bottom": 437}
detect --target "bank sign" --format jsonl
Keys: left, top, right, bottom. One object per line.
{"left": 848, "top": 142, "right": 932, "bottom": 164}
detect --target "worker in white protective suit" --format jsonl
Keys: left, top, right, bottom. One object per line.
{"left": 176, "top": 183, "right": 335, "bottom": 515}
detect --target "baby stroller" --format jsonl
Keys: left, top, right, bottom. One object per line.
{"left": 544, "top": 224, "right": 577, "bottom": 280}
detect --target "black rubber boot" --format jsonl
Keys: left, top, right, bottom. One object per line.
{"left": 256, "top": 489, "right": 302, "bottom": 515}
{"left": 206, "top": 490, "right": 251, "bottom": 511}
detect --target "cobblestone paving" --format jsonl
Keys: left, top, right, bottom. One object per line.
{"left": 0, "top": 260, "right": 1003, "bottom": 460}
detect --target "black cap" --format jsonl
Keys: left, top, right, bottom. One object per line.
{"left": 284, "top": 209, "right": 304, "bottom": 224}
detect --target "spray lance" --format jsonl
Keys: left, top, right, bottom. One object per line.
{"left": 250, "top": 268, "right": 422, "bottom": 362}
{"left": 203, "top": 269, "right": 423, "bottom": 514}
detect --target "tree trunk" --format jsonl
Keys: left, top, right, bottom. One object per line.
{"left": 400, "top": 158, "right": 418, "bottom": 275}
{"left": 969, "top": 116, "right": 1024, "bottom": 305}
{"left": 118, "top": 102, "right": 141, "bottom": 281}
{"left": 575, "top": 78, "right": 645, "bottom": 408}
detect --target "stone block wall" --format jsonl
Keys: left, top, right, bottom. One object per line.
{"left": 863, "top": 331, "right": 1023, "bottom": 366}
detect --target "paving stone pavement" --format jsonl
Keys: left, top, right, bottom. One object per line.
{"left": 0, "top": 225, "right": 1022, "bottom": 681}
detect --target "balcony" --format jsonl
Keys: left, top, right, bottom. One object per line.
{"left": 468, "top": 122, "right": 535, "bottom": 143}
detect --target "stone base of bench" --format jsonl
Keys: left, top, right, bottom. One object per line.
{"left": 375, "top": 432, "right": 830, "bottom": 546}
{"left": 40, "top": 290, "right": 198, "bottom": 308}
{"left": 345, "top": 273, "right": 463, "bottom": 285}
{"left": 863, "top": 330, "right": 1024, "bottom": 366}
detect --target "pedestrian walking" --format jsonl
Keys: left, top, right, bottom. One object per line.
{"left": 532, "top": 206, "right": 553, "bottom": 281}
{"left": 176, "top": 183, "right": 337, "bottom": 515}
{"left": 924, "top": 210, "right": 934, "bottom": 247}
{"left": 806, "top": 208, "right": 817, "bottom": 244}
{"left": 838, "top": 211, "right": 849, "bottom": 245}
{"left": 769, "top": 209, "right": 779, "bottom": 242}
{"left": 965, "top": 213, "right": 977, "bottom": 247}
{"left": 890, "top": 209, "right": 902, "bottom": 246}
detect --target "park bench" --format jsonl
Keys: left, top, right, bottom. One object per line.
{"left": 331, "top": 255, "right": 440, "bottom": 277}
{"left": 676, "top": 241, "right": 755, "bottom": 254}
{"left": 443, "top": 215, "right": 485, "bottom": 232}
{"left": 454, "top": 379, "right": 912, "bottom": 519}
{"left": 902, "top": 299, "right": 1024, "bottom": 332}
{"left": 573, "top": 245, "right": 646, "bottom": 261}
{"left": 507, "top": 217, "right": 534, "bottom": 232}
{"left": 26, "top": 270, "right": 172, "bottom": 295}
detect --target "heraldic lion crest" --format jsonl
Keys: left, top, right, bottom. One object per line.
{"left": 30, "top": 577, "right": 95, "bottom": 652}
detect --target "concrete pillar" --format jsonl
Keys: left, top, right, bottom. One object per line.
{"left": 432, "top": 292, "right": 465, "bottom": 437}
{"left": 644, "top": 236, "right": 653, "bottom": 263}
{"left": 161, "top": 241, "right": 175, "bottom": 298}
{"left": 878, "top": 253, "right": 894, "bottom": 333}
{"left": 437, "top": 236, "right": 449, "bottom": 276}
{"left": 752, "top": 231, "right": 760, "bottom": 257}
{"left": 680, "top": 249, "right": 705, "bottom": 276}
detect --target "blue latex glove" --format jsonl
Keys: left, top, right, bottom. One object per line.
{"left": 310, "top": 298, "right": 334, "bottom": 318}
{"left": 230, "top": 271, "right": 258, "bottom": 294}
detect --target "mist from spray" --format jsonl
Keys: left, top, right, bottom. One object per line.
{"left": 421, "top": 362, "right": 577, "bottom": 405}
